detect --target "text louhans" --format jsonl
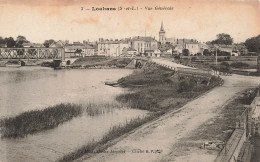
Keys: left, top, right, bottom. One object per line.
{"left": 85, "top": 6, "right": 173, "bottom": 11}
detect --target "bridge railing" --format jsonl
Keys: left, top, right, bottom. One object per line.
{"left": 0, "top": 47, "right": 65, "bottom": 60}
{"left": 176, "top": 67, "right": 212, "bottom": 76}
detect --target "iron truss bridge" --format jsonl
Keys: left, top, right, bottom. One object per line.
{"left": 0, "top": 47, "right": 65, "bottom": 60}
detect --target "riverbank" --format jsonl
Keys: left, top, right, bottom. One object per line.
{"left": 59, "top": 61, "right": 223, "bottom": 161}
{"left": 67, "top": 56, "right": 134, "bottom": 69}
{"left": 0, "top": 56, "right": 134, "bottom": 69}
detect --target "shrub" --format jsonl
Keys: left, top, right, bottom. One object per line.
{"left": 230, "top": 62, "right": 249, "bottom": 68}
{"left": 221, "top": 62, "right": 229, "bottom": 67}
{"left": 191, "top": 57, "right": 197, "bottom": 62}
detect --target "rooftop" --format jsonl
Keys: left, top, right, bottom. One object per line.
{"left": 131, "top": 36, "right": 157, "bottom": 42}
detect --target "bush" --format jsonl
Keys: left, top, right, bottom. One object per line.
{"left": 221, "top": 62, "right": 229, "bottom": 67}
{"left": 230, "top": 62, "right": 249, "bottom": 68}
{"left": 174, "top": 55, "right": 180, "bottom": 60}
{"left": 177, "top": 78, "right": 196, "bottom": 93}
{"left": 191, "top": 57, "right": 197, "bottom": 62}
{"left": 203, "top": 49, "right": 211, "bottom": 56}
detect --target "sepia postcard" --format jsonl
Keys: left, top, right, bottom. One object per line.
{"left": 0, "top": 0, "right": 260, "bottom": 162}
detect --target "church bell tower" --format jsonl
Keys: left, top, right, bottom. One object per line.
{"left": 159, "top": 22, "right": 166, "bottom": 44}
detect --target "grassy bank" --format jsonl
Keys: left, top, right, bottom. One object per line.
{"left": 71, "top": 56, "right": 133, "bottom": 68}
{"left": 116, "top": 62, "right": 221, "bottom": 112}
{"left": 59, "top": 61, "right": 222, "bottom": 161}
{"left": 0, "top": 103, "right": 82, "bottom": 138}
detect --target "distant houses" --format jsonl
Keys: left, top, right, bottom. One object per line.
{"left": 3, "top": 23, "right": 249, "bottom": 58}
{"left": 23, "top": 43, "right": 43, "bottom": 48}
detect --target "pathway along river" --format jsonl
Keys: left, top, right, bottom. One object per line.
{"left": 0, "top": 67, "right": 147, "bottom": 162}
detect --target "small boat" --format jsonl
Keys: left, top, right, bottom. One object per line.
{"left": 105, "top": 81, "right": 119, "bottom": 86}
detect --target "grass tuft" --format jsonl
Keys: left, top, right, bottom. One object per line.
{"left": 0, "top": 103, "right": 83, "bottom": 138}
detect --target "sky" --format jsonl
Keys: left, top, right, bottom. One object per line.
{"left": 0, "top": 0, "right": 259, "bottom": 43}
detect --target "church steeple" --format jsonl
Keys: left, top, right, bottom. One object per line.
{"left": 159, "top": 21, "right": 166, "bottom": 44}
{"left": 160, "top": 21, "right": 165, "bottom": 32}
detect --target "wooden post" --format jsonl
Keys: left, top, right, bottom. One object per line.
{"left": 37, "top": 49, "right": 39, "bottom": 60}
{"left": 61, "top": 48, "right": 65, "bottom": 61}
{"left": 257, "top": 56, "right": 260, "bottom": 76}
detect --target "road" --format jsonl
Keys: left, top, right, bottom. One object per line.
{"left": 151, "top": 57, "right": 196, "bottom": 69}
{"left": 80, "top": 58, "right": 260, "bottom": 162}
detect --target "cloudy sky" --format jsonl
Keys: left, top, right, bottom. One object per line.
{"left": 0, "top": 0, "right": 259, "bottom": 43}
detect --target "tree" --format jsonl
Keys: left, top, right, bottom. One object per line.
{"left": 211, "top": 33, "right": 233, "bottom": 45}
{"left": 43, "top": 39, "right": 55, "bottom": 48}
{"left": 0, "top": 37, "right": 5, "bottom": 45}
{"left": 203, "top": 49, "right": 211, "bottom": 56}
{"left": 75, "top": 49, "right": 82, "bottom": 54}
{"left": 244, "top": 34, "right": 260, "bottom": 53}
{"left": 4, "top": 37, "right": 16, "bottom": 47}
{"left": 16, "top": 35, "right": 29, "bottom": 46}
{"left": 182, "top": 49, "right": 189, "bottom": 56}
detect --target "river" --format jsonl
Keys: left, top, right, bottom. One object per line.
{"left": 0, "top": 67, "right": 147, "bottom": 162}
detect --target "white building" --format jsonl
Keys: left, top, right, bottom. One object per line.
{"left": 131, "top": 36, "right": 158, "bottom": 55}
{"left": 98, "top": 40, "right": 130, "bottom": 57}
{"left": 185, "top": 42, "right": 201, "bottom": 55}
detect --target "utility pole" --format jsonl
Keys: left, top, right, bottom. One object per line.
{"left": 214, "top": 44, "right": 218, "bottom": 66}
{"left": 216, "top": 47, "right": 218, "bottom": 66}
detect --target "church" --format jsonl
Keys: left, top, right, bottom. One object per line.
{"left": 158, "top": 22, "right": 175, "bottom": 56}
{"left": 159, "top": 22, "right": 166, "bottom": 44}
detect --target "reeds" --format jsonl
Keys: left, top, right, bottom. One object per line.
{"left": 0, "top": 103, "right": 83, "bottom": 138}
{"left": 59, "top": 113, "right": 161, "bottom": 162}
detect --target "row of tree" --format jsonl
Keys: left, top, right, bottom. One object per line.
{"left": 244, "top": 34, "right": 260, "bottom": 53}
{"left": 0, "top": 36, "right": 56, "bottom": 48}
{"left": 210, "top": 33, "right": 260, "bottom": 53}
{"left": 0, "top": 36, "right": 30, "bottom": 48}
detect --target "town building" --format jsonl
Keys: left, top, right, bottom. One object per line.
{"left": 166, "top": 37, "right": 177, "bottom": 44}
{"left": 98, "top": 39, "right": 130, "bottom": 57}
{"left": 185, "top": 41, "right": 201, "bottom": 55}
{"left": 83, "top": 44, "right": 95, "bottom": 56}
{"left": 232, "top": 44, "right": 248, "bottom": 56}
{"left": 172, "top": 39, "right": 202, "bottom": 55}
{"left": 23, "top": 43, "right": 43, "bottom": 47}
{"left": 131, "top": 36, "right": 157, "bottom": 55}
{"left": 122, "top": 47, "right": 137, "bottom": 57}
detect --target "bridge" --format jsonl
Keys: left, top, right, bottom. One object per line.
{"left": 151, "top": 58, "right": 217, "bottom": 86}
{"left": 0, "top": 47, "right": 65, "bottom": 61}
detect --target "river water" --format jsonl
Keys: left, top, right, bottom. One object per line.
{"left": 0, "top": 67, "right": 147, "bottom": 162}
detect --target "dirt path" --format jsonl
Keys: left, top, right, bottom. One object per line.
{"left": 80, "top": 59, "right": 260, "bottom": 162}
